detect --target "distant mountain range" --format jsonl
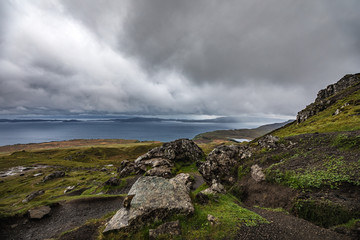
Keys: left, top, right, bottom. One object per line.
{"left": 193, "top": 120, "right": 293, "bottom": 143}
{"left": 0, "top": 116, "right": 270, "bottom": 124}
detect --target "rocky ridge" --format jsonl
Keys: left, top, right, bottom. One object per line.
{"left": 297, "top": 73, "right": 360, "bottom": 123}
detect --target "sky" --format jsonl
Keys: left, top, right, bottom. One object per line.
{"left": 0, "top": 0, "right": 359, "bottom": 119}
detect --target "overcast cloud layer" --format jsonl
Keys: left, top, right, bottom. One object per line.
{"left": 0, "top": 0, "right": 359, "bottom": 118}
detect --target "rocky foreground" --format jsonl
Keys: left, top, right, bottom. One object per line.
{"left": 1, "top": 73, "right": 360, "bottom": 239}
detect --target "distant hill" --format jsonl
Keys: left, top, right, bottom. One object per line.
{"left": 273, "top": 73, "right": 360, "bottom": 137}
{"left": 193, "top": 120, "right": 293, "bottom": 143}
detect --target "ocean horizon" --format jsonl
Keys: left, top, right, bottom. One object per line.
{"left": 0, "top": 117, "right": 286, "bottom": 146}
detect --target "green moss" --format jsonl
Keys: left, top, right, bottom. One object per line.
{"left": 332, "top": 134, "right": 360, "bottom": 151}
{"left": 266, "top": 156, "right": 360, "bottom": 190}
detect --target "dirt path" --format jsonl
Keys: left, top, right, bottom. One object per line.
{"left": 236, "top": 207, "right": 351, "bottom": 240}
{"left": 0, "top": 196, "right": 123, "bottom": 240}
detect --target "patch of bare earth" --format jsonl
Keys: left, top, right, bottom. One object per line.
{"left": 236, "top": 207, "right": 351, "bottom": 240}
{"left": 0, "top": 196, "right": 123, "bottom": 240}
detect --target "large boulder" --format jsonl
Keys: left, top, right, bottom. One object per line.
{"left": 103, "top": 173, "right": 194, "bottom": 232}
{"left": 198, "top": 144, "right": 252, "bottom": 185}
{"left": 28, "top": 205, "right": 51, "bottom": 219}
{"left": 135, "top": 138, "right": 204, "bottom": 164}
{"left": 118, "top": 139, "right": 204, "bottom": 178}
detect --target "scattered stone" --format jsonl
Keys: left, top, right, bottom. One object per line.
{"left": 123, "top": 194, "right": 135, "bottom": 208}
{"left": 149, "top": 220, "right": 181, "bottom": 239}
{"left": 64, "top": 185, "right": 75, "bottom": 194}
{"left": 28, "top": 205, "right": 51, "bottom": 219}
{"left": 19, "top": 173, "right": 25, "bottom": 176}
{"left": 251, "top": 164, "right": 265, "bottom": 182}
{"left": 104, "top": 177, "right": 121, "bottom": 186}
{"left": 101, "top": 168, "right": 108, "bottom": 172}
{"left": 33, "top": 173, "right": 43, "bottom": 177}
{"left": 103, "top": 174, "right": 194, "bottom": 232}
{"left": 207, "top": 214, "right": 219, "bottom": 225}
{"left": 258, "top": 135, "right": 279, "bottom": 149}
{"left": 22, "top": 190, "right": 45, "bottom": 203}
{"left": 201, "top": 179, "right": 226, "bottom": 195}
{"left": 195, "top": 192, "right": 209, "bottom": 205}
{"left": 10, "top": 224, "right": 18, "bottom": 229}
{"left": 42, "top": 171, "right": 65, "bottom": 182}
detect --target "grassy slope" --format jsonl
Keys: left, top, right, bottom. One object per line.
{"left": 273, "top": 88, "right": 360, "bottom": 137}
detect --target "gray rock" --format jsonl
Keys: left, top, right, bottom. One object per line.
{"left": 118, "top": 139, "right": 204, "bottom": 179}
{"left": 198, "top": 144, "right": 253, "bottom": 185}
{"left": 145, "top": 166, "right": 172, "bottom": 178}
{"left": 149, "top": 220, "right": 181, "bottom": 239}
{"left": 42, "top": 171, "right": 65, "bottom": 182}
{"left": 207, "top": 214, "right": 219, "bottom": 225}
{"left": 104, "top": 177, "right": 121, "bottom": 186}
{"left": 297, "top": 73, "right": 360, "bottom": 123}
{"left": 135, "top": 139, "right": 204, "bottom": 164}
{"left": 103, "top": 173, "right": 194, "bottom": 232}
{"left": 28, "top": 205, "right": 51, "bottom": 219}
{"left": 201, "top": 179, "right": 226, "bottom": 195}
{"left": 251, "top": 164, "right": 265, "bottom": 182}
{"left": 64, "top": 185, "right": 75, "bottom": 194}
{"left": 22, "top": 190, "right": 45, "bottom": 203}
{"left": 258, "top": 135, "right": 279, "bottom": 149}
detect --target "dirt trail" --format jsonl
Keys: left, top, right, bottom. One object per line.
{"left": 0, "top": 196, "right": 123, "bottom": 240}
{"left": 236, "top": 207, "right": 351, "bottom": 240}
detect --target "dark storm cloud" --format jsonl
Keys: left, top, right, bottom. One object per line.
{"left": 0, "top": 0, "right": 359, "bottom": 117}
{"left": 119, "top": 0, "right": 360, "bottom": 87}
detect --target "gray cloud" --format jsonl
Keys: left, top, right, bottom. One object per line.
{"left": 0, "top": 0, "right": 359, "bottom": 118}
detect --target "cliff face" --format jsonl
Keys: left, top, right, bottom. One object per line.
{"left": 297, "top": 73, "right": 360, "bottom": 123}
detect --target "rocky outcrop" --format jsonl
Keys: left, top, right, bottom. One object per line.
{"left": 201, "top": 179, "right": 226, "bottom": 195}
{"left": 103, "top": 173, "right": 194, "bottom": 233}
{"left": 22, "top": 190, "right": 45, "bottom": 203}
{"left": 258, "top": 135, "right": 279, "bottom": 149}
{"left": 42, "top": 171, "right": 65, "bottom": 182}
{"left": 297, "top": 73, "right": 360, "bottom": 123}
{"left": 136, "top": 139, "right": 204, "bottom": 163}
{"left": 117, "top": 139, "right": 204, "bottom": 179}
{"left": 28, "top": 206, "right": 51, "bottom": 219}
{"left": 198, "top": 144, "right": 253, "bottom": 184}
{"left": 251, "top": 164, "right": 265, "bottom": 182}
{"left": 104, "top": 177, "right": 121, "bottom": 186}
{"left": 149, "top": 220, "right": 181, "bottom": 239}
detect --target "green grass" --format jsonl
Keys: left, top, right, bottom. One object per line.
{"left": 274, "top": 89, "right": 360, "bottom": 137}
{"left": 0, "top": 142, "right": 160, "bottom": 218}
{"left": 266, "top": 156, "right": 360, "bottom": 190}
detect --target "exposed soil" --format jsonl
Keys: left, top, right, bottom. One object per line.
{"left": 239, "top": 175, "right": 300, "bottom": 211}
{"left": 236, "top": 207, "right": 351, "bottom": 240}
{"left": 0, "top": 196, "right": 123, "bottom": 240}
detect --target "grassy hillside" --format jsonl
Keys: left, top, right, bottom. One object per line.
{"left": 273, "top": 87, "right": 360, "bottom": 137}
